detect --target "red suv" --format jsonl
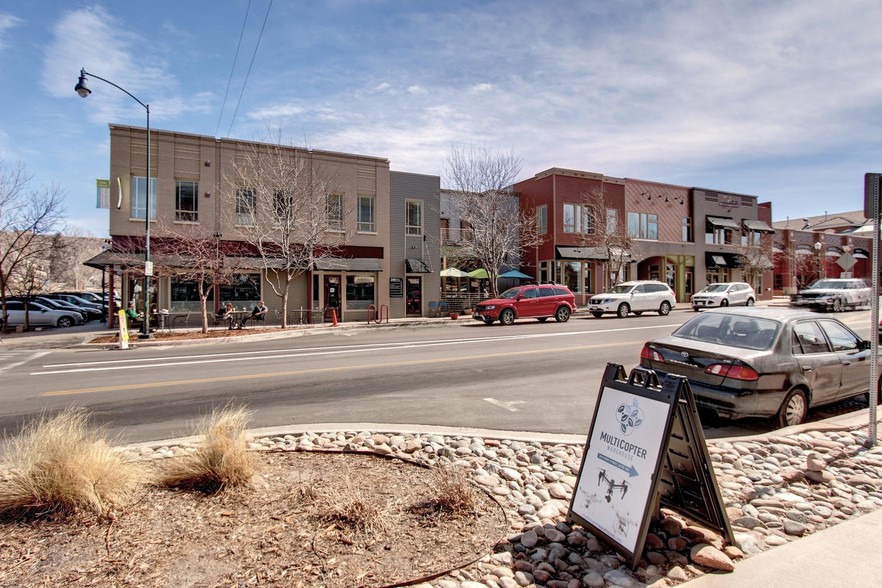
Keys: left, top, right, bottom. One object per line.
{"left": 473, "top": 284, "right": 577, "bottom": 325}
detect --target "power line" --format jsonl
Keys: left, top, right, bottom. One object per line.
{"left": 227, "top": 0, "right": 274, "bottom": 137}
{"left": 215, "top": 0, "right": 253, "bottom": 138}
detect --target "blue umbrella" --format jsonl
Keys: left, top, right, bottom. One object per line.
{"left": 499, "top": 270, "right": 533, "bottom": 280}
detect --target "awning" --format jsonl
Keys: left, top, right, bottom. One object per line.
{"left": 705, "top": 252, "right": 742, "bottom": 268}
{"left": 405, "top": 258, "right": 432, "bottom": 273}
{"left": 742, "top": 219, "right": 774, "bottom": 233}
{"left": 314, "top": 258, "right": 384, "bottom": 272}
{"left": 854, "top": 248, "right": 869, "bottom": 259}
{"left": 706, "top": 216, "right": 740, "bottom": 229}
{"left": 556, "top": 246, "right": 625, "bottom": 260}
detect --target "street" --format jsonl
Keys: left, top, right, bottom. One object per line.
{"left": 0, "top": 309, "right": 876, "bottom": 445}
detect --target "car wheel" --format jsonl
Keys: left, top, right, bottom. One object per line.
{"left": 483, "top": 318, "right": 494, "bottom": 325}
{"left": 499, "top": 309, "right": 516, "bottom": 325}
{"left": 693, "top": 306, "right": 701, "bottom": 312}
{"left": 720, "top": 299, "right": 729, "bottom": 307}
{"left": 832, "top": 298, "right": 842, "bottom": 312}
{"left": 775, "top": 389, "right": 807, "bottom": 428}
{"left": 56, "top": 316, "right": 74, "bottom": 328}
{"left": 537, "top": 317, "right": 548, "bottom": 322}
{"left": 746, "top": 298, "right": 755, "bottom": 307}
{"left": 554, "top": 306, "right": 571, "bottom": 322}
{"left": 617, "top": 303, "right": 630, "bottom": 318}
{"left": 658, "top": 301, "right": 671, "bottom": 316}
{"left": 591, "top": 312, "right": 603, "bottom": 318}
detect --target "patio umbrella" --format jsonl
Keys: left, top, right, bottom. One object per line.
{"left": 440, "top": 267, "right": 470, "bottom": 277}
{"left": 499, "top": 270, "right": 533, "bottom": 280}
{"left": 468, "top": 268, "right": 489, "bottom": 279}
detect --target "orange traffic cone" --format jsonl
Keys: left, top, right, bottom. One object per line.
{"left": 331, "top": 309, "right": 338, "bottom": 326}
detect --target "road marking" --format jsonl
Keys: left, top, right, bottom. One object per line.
{"left": 0, "top": 351, "right": 49, "bottom": 375}
{"left": 39, "top": 340, "right": 635, "bottom": 397}
{"left": 484, "top": 398, "right": 525, "bottom": 412}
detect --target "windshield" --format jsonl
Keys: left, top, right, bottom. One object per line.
{"left": 500, "top": 288, "right": 521, "bottom": 299}
{"left": 608, "top": 284, "right": 635, "bottom": 294}
{"left": 700, "top": 284, "right": 730, "bottom": 293}
{"left": 673, "top": 313, "right": 780, "bottom": 350}
{"left": 808, "top": 280, "right": 849, "bottom": 290}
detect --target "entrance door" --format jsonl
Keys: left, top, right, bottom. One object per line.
{"left": 406, "top": 277, "right": 422, "bottom": 316}
{"left": 324, "top": 275, "right": 342, "bottom": 322}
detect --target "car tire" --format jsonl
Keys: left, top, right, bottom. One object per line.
{"left": 537, "top": 317, "right": 548, "bottom": 322}
{"left": 693, "top": 306, "right": 701, "bottom": 312}
{"left": 56, "top": 316, "right": 74, "bottom": 328}
{"left": 591, "top": 312, "right": 603, "bottom": 318}
{"left": 499, "top": 309, "right": 516, "bottom": 325}
{"left": 832, "top": 298, "right": 842, "bottom": 312}
{"left": 720, "top": 299, "right": 729, "bottom": 307}
{"left": 658, "top": 301, "right": 671, "bottom": 316}
{"left": 746, "top": 298, "right": 755, "bottom": 307}
{"left": 554, "top": 306, "right": 571, "bottom": 322}
{"left": 483, "top": 318, "right": 494, "bottom": 325}
{"left": 617, "top": 303, "right": 630, "bottom": 318}
{"left": 775, "top": 389, "right": 808, "bottom": 428}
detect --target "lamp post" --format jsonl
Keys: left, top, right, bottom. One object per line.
{"left": 75, "top": 68, "right": 152, "bottom": 339}
{"left": 814, "top": 241, "right": 824, "bottom": 280}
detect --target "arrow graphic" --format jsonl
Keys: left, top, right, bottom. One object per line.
{"left": 598, "top": 452, "right": 639, "bottom": 478}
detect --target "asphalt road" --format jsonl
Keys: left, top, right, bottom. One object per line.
{"left": 0, "top": 308, "right": 876, "bottom": 445}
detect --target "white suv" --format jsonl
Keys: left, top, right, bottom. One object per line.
{"left": 691, "top": 282, "right": 755, "bottom": 311}
{"left": 588, "top": 280, "right": 676, "bottom": 318}
{"left": 790, "top": 278, "right": 871, "bottom": 312}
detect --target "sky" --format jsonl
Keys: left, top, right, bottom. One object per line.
{"left": 2, "top": 0, "right": 882, "bottom": 238}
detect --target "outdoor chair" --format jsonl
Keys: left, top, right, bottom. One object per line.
{"left": 428, "top": 301, "right": 437, "bottom": 317}
{"left": 171, "top": 311, "right": 191, "bottom": 330}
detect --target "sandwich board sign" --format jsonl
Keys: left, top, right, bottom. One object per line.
{"left": 567, "top": 363, "right": 733, "bottom": 569}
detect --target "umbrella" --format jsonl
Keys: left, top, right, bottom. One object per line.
{"left": 499, "top": 270, "right": 533, "bottom": 280}
{"left": 440, "top": 267, "right": 470, "bottom": 277}
{"left": 468, "top": 268, "right": 489, "bottom": 279}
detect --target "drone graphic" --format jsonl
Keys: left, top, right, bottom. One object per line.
{"left": 597, "top": 469, "right": 629, "bottom": 503}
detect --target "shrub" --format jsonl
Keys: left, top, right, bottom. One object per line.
{"left": 158, "top": 405, "right": 256, "bottom": 493}
{"left": 0, "top": 407, "right": 141, "bottom": 520}
{"left": 409, "top": 465, "right": 480, "bottom": 518}
{"left": 317, "top": 480, "right": 389, "bottom": 534}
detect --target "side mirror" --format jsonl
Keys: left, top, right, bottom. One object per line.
{"left": 858, "top": 340, "right": 872, "bottom": 351}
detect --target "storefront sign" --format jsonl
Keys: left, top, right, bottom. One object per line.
{"left": 389, "top": 277, "right": 404, "bottom": 298}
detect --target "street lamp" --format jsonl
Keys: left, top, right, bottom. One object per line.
{"left": 814, "top": 241, "right": 824, "bottom": 280}
{"left": 75, "top": 68, "right": 152, "bottom": 339}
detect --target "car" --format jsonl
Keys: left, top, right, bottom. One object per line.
{"left": 639, "top": 307, "right": 878, "bottom": 428}
{"left": 40, "top": 293, "right": 104, "bottom": 320}
{"left": 33, "top": 297, "right": 88, "bottom": 324}
{"left": 790, "top": 278, "right": 871, "bottom": 312}
{"left": 472, "top": 284, "right": 576, "bottom": 325}
{"left": 1, "top": 299, "right": 83, "bottom": 329}
{"left": 588, "top": 280, "right": 676, "bottom": 318}
{"left": 691, "top": 282, "right": 755, "bottom": 311}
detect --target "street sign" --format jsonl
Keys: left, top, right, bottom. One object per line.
{"left": 837, "top": 252, "right": 856, "bottom": 271}
{"left": 568, "top": 364, "right": 733, "bottom": 569}
{"left": 864, "top": 173, "right": 881, "bottom": 218}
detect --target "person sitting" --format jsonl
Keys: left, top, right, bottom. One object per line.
{"left": 125, "top": 301, "right": 142, "bottom": 327}
{"left": 217, "top": 303, "right": 236, "bottom": 330}
{"left": 239, "top": 300, "right": 268, "bottom": 329}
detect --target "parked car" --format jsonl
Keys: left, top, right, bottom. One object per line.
{"left": 32, "top": 297, "right": 88, "bottom": 324}
{"left": 639, "top": 307, "right": 877, "bottom": 428}
{"left": 40, "top": 293, "right": 104, "bottom": 320}
{"left": 588, "top": 280, "right": 676, "bottom": 318}
{"left": 790, "top": 278, "right": 871, "bottom": 312}
{"left": 691, "top": 282, "right": 755, "bottom": 311}
{"left": 2, "top": 300, "right": 82, "bottom": 329}
{"left": 472, "top": 284, "right": 576, "bottom": 325}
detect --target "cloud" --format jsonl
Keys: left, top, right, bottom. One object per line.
{"left": 0, "top": 13, "right": 21, "bottom": 51}
{"left": 407, "top": 85, "right": 427, "bottom": 95}
{"left": 470, "top": 83, "right": 493, "bottom": 93}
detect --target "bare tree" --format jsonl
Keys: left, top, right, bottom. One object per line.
{"left": 228, "top": 134, "right": 344, "bottom": 328}
{"left": 47, "top": 230, "right": 104, "bottom": 290}
{"left": 576, "top": 187, "right": 639, "bottom": 289}
{"left": 774, "top": 239, "right": 819, "bottom": 293}
{"left": 736, "top": 234, "right": 774, "bottom": 292}
{"left": 0, "top": 161, "right": 66, "bottom": 333}
{"left": 444, "top": 146, "right": 540, "bottom": 298}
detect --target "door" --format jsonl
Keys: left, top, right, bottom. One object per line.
{"left": 324, "top": 275, "right": 342, "bottom": 322}
{"left": 791, "top": 320, "right": 842, "bottom": 405}
{"left": 406, "top": 277, "right": 422, "bottom": 316}
{"left": 818, "top": 319, "right": 872, "bottom": 399}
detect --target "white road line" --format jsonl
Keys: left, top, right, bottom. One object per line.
{"left": 0, "top": 351, "right": 50, "bottom": 375}
{"left": 484, "top": 398, "right": 525, "bottom": 412}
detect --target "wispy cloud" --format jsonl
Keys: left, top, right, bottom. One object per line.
{"left": 0, "top": 13, "right": 21, "bottom": 52}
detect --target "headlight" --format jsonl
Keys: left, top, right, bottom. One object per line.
{"left": 483, "top": 304, "right": 496, "bottom": 310}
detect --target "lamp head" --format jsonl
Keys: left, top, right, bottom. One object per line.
{"left": 75, "top": 69, "right": 91, "bottom": 98}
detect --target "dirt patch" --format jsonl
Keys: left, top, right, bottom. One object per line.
{"left": 88, "top": 327, "right": 275, "bottom": 344}
{"left": 0, "top": 451, "right": 507, "bottom": 587}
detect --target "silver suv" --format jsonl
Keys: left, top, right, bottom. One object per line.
{"left": 790, "top": 278, "right": 871, "bottom": 312}
{"left": 588, "top": 280, "right": 676, "bottom": 318}
{"left": 691, "top": 282, "right": 755, "bottom": 311}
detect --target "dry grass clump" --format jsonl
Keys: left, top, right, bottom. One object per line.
{"left": 157, "top": 405, "right": 257, "bottom": 494}
{"left": 317, "top": 480, "right": 390, "bottom": 534}
{"left": 0, "top": 407, "right": 141, "bottom": 520}
{"left": 410, "top": 466, "right": 481, "bottom": 519}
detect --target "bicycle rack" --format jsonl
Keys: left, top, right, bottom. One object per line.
{"left": 367, "top": 304, "right": 389, "bottom": 324}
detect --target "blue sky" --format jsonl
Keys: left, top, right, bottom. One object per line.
{"left": 2, "top": 1, "right": 882, "bottom": 237}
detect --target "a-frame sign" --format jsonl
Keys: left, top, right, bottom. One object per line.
{"left": 567, "top": 363, "right": 734, "bottom": 570}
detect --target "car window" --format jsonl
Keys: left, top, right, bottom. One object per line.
{"left": 818, "top": 320, "right": 860, "bottom": 352}
{"left": 610, "top": 284, "right": 635, "bottom": 294}
{"left": 538, "top": 286, "right": 554, "bottom": 297}
{"left": 7, "top": 301, "right": 24, "bottom": 311}
{"left": 552, "top": 287, "right": 569, "bottom": 296}
{"left": 674, "top": 313, "right": 778, "bottom": 349}
{"left": 500, "top": 288, "right": 521, "bottom": 299}
{"left": 520, "top": 288, "right": 538, "bottom": 299}
{"left": 792, "top": 321, "right": 830, "bottom": 354}
{"left": 633, "top": 284, "right": 645, "bottom": 294}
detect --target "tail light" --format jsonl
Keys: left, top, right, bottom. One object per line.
{"left": 705, "top": 362, "right": 759, "bottom": 381}
{"left": 641, "top": 345, "right": 664, "bottom": 362}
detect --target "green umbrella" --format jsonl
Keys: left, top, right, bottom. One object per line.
{"left": 468, "top": 268, "right": 489, "bottom": 279}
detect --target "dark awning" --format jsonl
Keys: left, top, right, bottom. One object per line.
{"left": 706, "top": 216, "right": 740, "bottom": 229}
{"left": 556, "top": 246, "right": 612, "bottom": 260}
{"left": 854, "top": 248, "right": 869, "bottom": 259}
{"left": 405, "top": 258, "right": 432, "bottom": 273}
{"left": 314, "top": 258, "right": 384, "bottom": 272}
{"left": 742, "top": 219, "right": 774, "bottom": 233}
{"left": 705, "top": 252, "right": 742, "bottom": 268}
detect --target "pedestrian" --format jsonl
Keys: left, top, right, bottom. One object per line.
{"left": 239, "top": 300, "right": 268, "bottom": 329}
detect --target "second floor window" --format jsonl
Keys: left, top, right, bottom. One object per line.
{"left": 537, "top": 205, "right": 548, "bottom": 235}
{"left": 175, "top": 180, "right": 198, "bottom": 222}
{"left": 627, "top": 212, "right": 658, "bottom": 239}
{"left": 606, "top": 209, "right": 617, "bottom": 235}
{"left": 563, "top": 203, "right": 592, "bottom": 234}
{"left": 682, "top": 217, "right": 692, "bottom": 242}
{"left": 131, "top": 176, "right": 157, "bottom": 220}
{"left": 358, "top": 195, "right": 375, "bottom": 233}
{"left": 273, "top": 189, "right": 291, "bottom": 224}
{"left": 236, "top": 187, "right": 255, "bottom": 225}
{"left": 406, "top": 200, "right": 423, "bottom": 236}
{"left": 326, "top": 193, "right": 343, "bottom": 231}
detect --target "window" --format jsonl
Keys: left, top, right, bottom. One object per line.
{"left": 273, "top": 190, "right": 291, "bottom": 224}
{"left": 175, "top": 180, "right": 198, "bottom": 222}
{"left": 357, "top": 195, "right": 375, "bottom": 232}
{"left": 792, "top": 321, "right": 829, "bottom": 354}
{"left": 326, "top": 194, "right": 343, "bottom": 231}
{"left": 682, "top": 217, "right": 692, "bottom": 242}
{"left": 406, "top": 200, "right": 423, "bottom": 236}
{"left": 236, "top": 187, "right": 255, "bottom": 225}
{"left": 627, "top": 212, "right": 658, "bottom": 239}
{"left": 563, "top": 203, "right": 592, "bottom": 234}
{"left": 606, "top": 209, "right": 617, "bottom": 235}
{"left": 742, "top": 230, "right": 762, "bottom": 247}
{"left": 537, "top": 205, "right": 548, "bottom": 235}
{"left": 440, "top": 218, "right": 450, "bottom": 242}
{"left": 131, "top": 176, "right": 157, "bottom": 220}
{"left": 819, "top": 320, "right": 859, "bottom": 352}
{"left": 346, "top": 276, "right": 375, "bottom": 310}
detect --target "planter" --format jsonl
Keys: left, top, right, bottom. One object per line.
{"left": 449, "top": 312, "right": 459, "bottom": 320}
